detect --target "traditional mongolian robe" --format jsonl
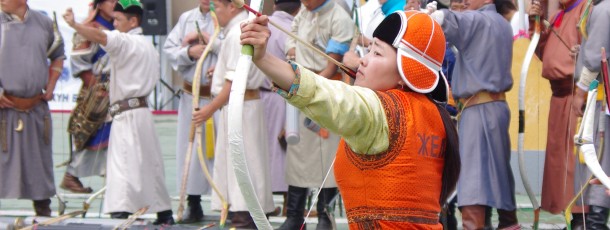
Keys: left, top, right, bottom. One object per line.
{"left": 67, "top": 14, "right": 114, "bottom": 178}
{"left": 537, "top": 0, "right": 586, "bottom": 214}
{"left": 576, "top": 0, "right": 610, "bottom": 208}
{"left": 277, "top": 63, "right": 446, "bottom": 229}
{"left": 164, "top": 6, "right": 220, "bottom": 196}
{"left": 285, "top": 0, "right": 353, "bottom": 188}
{"left": 0, "top": 9, "right": 64, "bottom": 199}
{"left": 210, "top": 11, "right": 274, "bottom": 213}
{"left": 440, "top": 4, "right": 516, "bottom": 210}
{"left": 101, "top": 27, "right": 172, "bottom": 214}
{"left": 262, "top": 10, "right": 295, "bottom": 193}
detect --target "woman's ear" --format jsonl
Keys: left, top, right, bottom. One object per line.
{"left": 398, "top": 81, "right": 405, "bottom": 90}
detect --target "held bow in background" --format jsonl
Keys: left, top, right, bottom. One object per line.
{"left": 177, "top": 3, "right": 225, "bottom": 222}
{"left": 564, "top": 48, "right": 610, "bottom": 230}
{"left": 48, "top": 11, "right": 64, "bottom": 57}
{"left": 588, "top": 48, "right": 610, "bottom": 190}
{"left": 575, "top": 78, "right": 610, "bottom": 195}
{"left": 193, "top": 2, "right": 230, "bottom": 227}
{"left": 48, "top": 10, "right": 69, "bottom": 216}
{"left": 516, "top": 0, "right": 541, "bottom": 228}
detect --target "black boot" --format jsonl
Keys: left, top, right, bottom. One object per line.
{"left": 33, "top": 199, "right": 51, "bottom": 217}
{"left": 153, "top": 210, "right": 175, "bottom": 225}
{"left": 586, "top": 205, "right": 610, "bottom": 230}
{"left": 181, "top": 195, "right": 204, "bottom": 223}
{"left": 445, "top": 197, "right": 458, "bottom": 230}
{"left": 277, "top": 186, "right": 309, "bottom": 230}
{"left": 485, "top": 206, "right": 492, "bottom": 230}
{"left": 571, "top": 213, "right": 586, "bottom": 230}
{"left": 497, "top": 209, "right": 519, "bottom": 229}
{"left": 110, "top": 212, "right": 131, "bottom": 219}
{"left": 316, "top": 188, "right": 338, "bottom": 230}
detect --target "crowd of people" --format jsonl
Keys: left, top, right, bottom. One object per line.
{"left": 1, "top": 0, "right": 610, "bottom": 229}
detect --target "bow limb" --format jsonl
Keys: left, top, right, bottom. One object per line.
{"left": 580, "top": 47, "right": 610, "bottom": 189}
{"left": 49, "top": 10, "right": 68, "bottom": 215}
{"left": 47, "top": 11, "right": 64, "bottom": 57}
{"left": 587, "top": 50, "right": 610, "bottom": 191}
{"left": 568, "top": 80, "right": 610, "bottom": 230}
{"left": 565, "top": 49, "right": 610, "bottom": 229}
{"left": 177, "top": 4, "right": 222, "bottom": 221}
{"left": 517, "top": 9, "right": 541, "bottom": 230}
{"left": 82, "top": 186, "right": 106, "bottom": 217}
{"left": 193, "top": 4, "right": 230, "bottom": 227}
{"left": 196, "top": 131, "right": 230, "bottom": 227}
{"left": 227, "top": 0, "right": 273, "bottom": 229}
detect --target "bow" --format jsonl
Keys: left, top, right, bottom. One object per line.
{"left": 193, "top": 2, "right": 230, "bottom": 227}
{"left": 177, "top": 3, "right": 224, "bottom": 222}
{"left": 565, "top": 48, "right": 610, "bottom": 229}
{"left": 585, "top": 49, "right": 610, "bottom": 193}
{"left": 516, "top": 0, "right": 541, "bottom": 228}
{"left": 47, "top": 10, "right": 69, "bottom": 215}
{"left": 227, "top": 0, "right": 273, "bottom": 229}
{"left": 517, "top": 7, "right": 542, "bottom": 230}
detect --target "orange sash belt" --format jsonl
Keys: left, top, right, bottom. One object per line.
{"left": 457, "top": 91, "right": 506, "bottom": 111}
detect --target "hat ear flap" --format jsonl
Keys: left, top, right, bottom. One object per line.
{"left": 428, "top": 71, "right": 449, "bottom": 103}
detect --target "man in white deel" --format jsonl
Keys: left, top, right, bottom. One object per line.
{"left": 63, "top": 0, "right": 174, "bottom": 225}
{"left": 163, "top": 0, "right": 220, "bottom": 223}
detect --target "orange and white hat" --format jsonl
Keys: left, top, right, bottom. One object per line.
{"left": 373, "top": 10, "right": 449, "bottom": 103}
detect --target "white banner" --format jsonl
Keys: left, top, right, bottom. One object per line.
{"left": 29, "top": 1, "right": 92, "bottom": 111}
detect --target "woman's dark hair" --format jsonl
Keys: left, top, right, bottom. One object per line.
{"left": 434, "top": 100, "right": 460, "bottom": 207}
{"left": 494, "top": 0, "right": 517, "bottom": 16}
{"left": 276, "top": 2, "right": 301, "bottom": 14}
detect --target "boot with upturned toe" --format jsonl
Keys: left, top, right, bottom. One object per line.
{"left": 180, "top": 195, "right": 204, "bottom": 223}
{"left": 153, "top": 210, "right": 175, "bottom": 225}
{"left": 60, "top": 172, "right": 93, "bottom": 193}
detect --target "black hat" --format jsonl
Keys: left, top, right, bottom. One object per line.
{"left": 275, "top": 0, "right": 301, "bottom": 4}
{"left": 114, "top": 0, "right": 144, "bottom": 16}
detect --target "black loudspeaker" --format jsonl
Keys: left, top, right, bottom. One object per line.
{"left": 140, "top": 0, "right": 168, "bottom": 35}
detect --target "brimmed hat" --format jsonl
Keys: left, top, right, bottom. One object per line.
{"left": 373, "top": 10, "right": 449, "bottom": 103}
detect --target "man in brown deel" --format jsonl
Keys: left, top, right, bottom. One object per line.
{"left": 530, "top": 0, "right": 588, "bottom": 228}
